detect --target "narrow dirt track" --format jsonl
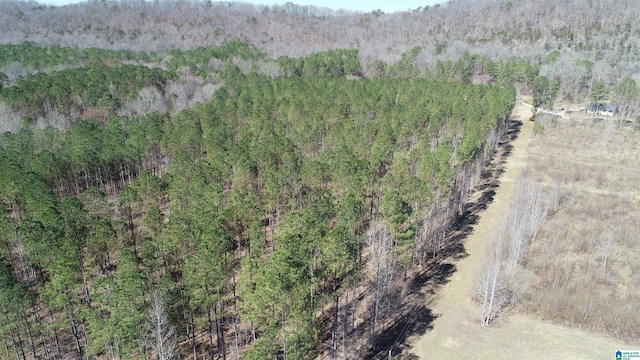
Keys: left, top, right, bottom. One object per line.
{"left": 405, "top": 101, "right": 637, "bottom": 360}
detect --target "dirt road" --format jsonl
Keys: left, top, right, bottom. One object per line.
{"left": 406, "top": 101, "right": 637, "bottom": 359}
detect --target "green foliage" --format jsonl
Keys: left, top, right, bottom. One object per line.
{"left": 505, "top": 0, "right": 513, "bottom": 10}
{"left": 590, "top": 81, "right": 609, "bottom": 106}
{"left": 544, "top": 50, "right": 561, "bottom": 64}
{"left": 41, "top": 237, "right": 82, "bottom": 308}
{"left": 379, "top": 188, "right": 412, "bottom": 228}
{"left": 428, "top": 53, "right": 536, "bottom": 89}
{"left": 88, "top": 249, "right": 146, "bottom": 358}
{"left": 166, "top": 39, "right": 264, "bottom": 76}
{"left": 0, "top": 58, "right": 515, "bottom": 358}
{"left": 161, "top": 108, "right": 203, "bottom": 158}
{"left": 532, "top": 75, "right": 559, "bottom": 109}
{"left": 183, "top": 221, "right": 233, "bottom": 309}
{"left": 614, "top": 77, "right": 639, "bottom": 101}
{"left": 1, "top": 63, "right": 173, "bottom": 117}
{"left": 277, "top": 49, "right": 362, "bottom": 77}
{"left": 367, "top": 59, "right": 388, "bottom": 78}
{"left": 0, "top": 41, "right": 137, "bottom": 69}
{"left": 0, "top": 71, "right": 7, "bottom": 91}
{"left": 613, "top": 77, "right": 639, "bottom": 115}
{"left": 0, "top": 113, "right": 165, "bottom": 198}
{"left": 496, "top": 57, "right": 539, "bottom": 88}
{"left": 533, "top": 121, "right": 545, "bottom": 135}
{"left": 132, "top": 171, "right": 165, "bottom": 209}
{"left": 0, "top": 255, "right": 27, "bottom": 353}
{"left": 0, "top": 40, "right": 262, "bottom": 76}
{"left": 59, "top": 196, "right": 89, "bottom": 241}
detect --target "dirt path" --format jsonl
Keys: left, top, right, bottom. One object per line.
{"left": 405, "top": 101, "right": 637, "bottom": 359}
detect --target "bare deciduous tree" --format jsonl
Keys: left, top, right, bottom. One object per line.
{"left": 365, "top": 221, "right": 396, "bottom": 345}
{"left": 599, "top": 231, "right": 614, "bottom": 275}
{"left": 476, "top": 175, "right": 548, "bottom": 325}
{"left": 0, "top": 101, "right": 22, "bottom": 133}
{"left": 478, "top": 257, "right": 507, "bottom": 326}
{"left": 143, "top": 291, "right": 177, "bottom": 360}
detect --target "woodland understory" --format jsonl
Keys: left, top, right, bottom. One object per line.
{"left": 1, "top": 0, "right": 640, "bottom": 359}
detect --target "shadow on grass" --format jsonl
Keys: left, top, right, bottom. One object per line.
{"left": 364, "top": 119, "right": 523, "bottom": 359}
{"left": 363, "top": 230, "right": 464, "bottom": 359}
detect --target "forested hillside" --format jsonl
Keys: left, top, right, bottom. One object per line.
{"left": 0, "top": 40, "right": 515, "bottom": 358}
{"left": 2, "top": 0, "right": 640, "bottom": 115}
{"left": 0, "top": 0, "right": 637, "bottom": 359}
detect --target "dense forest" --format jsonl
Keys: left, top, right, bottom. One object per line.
{"left": 1, "top": 0, "right": 639, "bottom": 359}
{"left": 2, "top": 0, "right": 640, "bottom": 114}
{"left": 0, "top": 42, "right": 515, "bottom": 359}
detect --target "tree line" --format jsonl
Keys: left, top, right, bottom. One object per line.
{"left": 5, "top": 40, "right": 637, "bottom": 133}
{"left": 0, "top": 63, "right": 515, "bottom": 358}
{"left": 2, "top": 0, "right": 639, "bottom": 113}
{"left": 1, "top": 63, "right": 173, "bottom": 119}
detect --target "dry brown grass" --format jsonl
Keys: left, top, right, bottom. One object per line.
{"left": 521, "top": 116, "right": 640, "bottom": 342}
{"left": 407, "top": 100, "right": 636, "bottom": 360}
{"left": 528, "top": 115, "right": 640, "bottom": 195}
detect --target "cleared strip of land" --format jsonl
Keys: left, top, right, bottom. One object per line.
{"left": 407, "top": 101, "right": 637, "bottom": 360}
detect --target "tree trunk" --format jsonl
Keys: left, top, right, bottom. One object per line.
{"left": 21, "top": 315, "right": 37, "bottom": 359}
{"left": 330, "top": 289, "right": 339, "bottom": 360}
{"left": 82, "top": 267, "right": 91, "bottom": 308}
{"left": 9, "top": 330, "right": 19, "bottom": 360}
{"left": 33, "top": 296, "right": 51, "bottom": 359}
{"left": 251, "top": 322, "right": 256, "bottom": 341}
{"left": 120, "top": 164, "right": 126, "bottom": 189}
{"left": 48, "top": 309, "right": 62, "bottom": 357}
{"left": 69, "top": 308, "right": 83, "bottom": 359}
{"left": 281, "top": 317, "right": 287, "bottom": 360}
{"left": 310, "top": 247, "right": 318, "bottom": 312}
{"left": 75, "top": 174, "right": 81, "bottom": 198}
{"left": 82, "top": 326, "right": 90, "bottom": 355}
{"left": 342, "top": 289, "right": 349, "bottom": 360}
{"left": 14, "top": 331, "right": 26, "bottom": 360}
{"left": 39, "top": 329, "right": 50, "bottom": 360}
{"left": 370, "top": 286, "right": 379, "bottom": 345}
{"left": 96, "top": 168, "right": 103, "bottom": 192}
{"left": 122, "top": 199, "right": 138, "bottom": 261}
{"left": 232, "top": 274, "right": 240, "bottom": 360}
{"left": 214, "top": 304, "right": 226, "bottom": 360}
{"left": 2, "top": 336, "right": 10, "bottom": 360}
{"left": 189, "top": 312, "right": 197, "bottom": 360}
{"left": 207, "top": 307, "right": 215, "bottom": 360}
{"left": 232, "top": 316, "right": 240, "bottom": 360}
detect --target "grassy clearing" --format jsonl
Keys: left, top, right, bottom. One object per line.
{"left": 408, "top": 101, "right": 638, "bottom": 360}
{"left": 520, "top": 115, "right": 640, "bottom": 342}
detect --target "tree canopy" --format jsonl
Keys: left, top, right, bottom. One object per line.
{"left": 0, "top": 43, "right": 515, "bottom": 359}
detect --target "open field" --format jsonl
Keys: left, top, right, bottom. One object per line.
{"left": 405, "top": 100, "right": 640, "bottom": 359}
{"left": 522, "top": 111, "right": 640, "bottom": 342}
